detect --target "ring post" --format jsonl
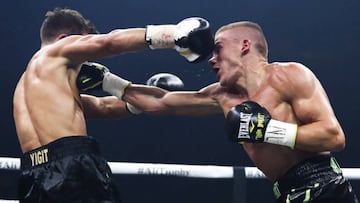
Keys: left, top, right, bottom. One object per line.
{"left": 232, "top": 166, "right": 246, "bottom": 203}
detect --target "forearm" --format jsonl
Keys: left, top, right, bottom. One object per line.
{"left": 106, "top": 28, "right": 148, "bottom": 55}
{"left": 123, "top": 84, "right": 169, "bottom": 113}
{"left": 99, "top": 71, "right": 172, "bottom": 114}
{"left": 226, "top": 101, "right": 345, "bottom": 152}
{"left": 124, "top": 85, "right": 220, "bottom": 115}
{"left": 262, "top": 119, "right": 345, "bottom": 152}
{"left": 81, "top": 94, "right": 130, "bottom": 119}
{"left": 294, "top": 121, "right": 345, "bottom": 152}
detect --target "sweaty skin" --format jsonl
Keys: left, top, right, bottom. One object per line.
{"left": 123, "top": 27, "right": 345, "bottom": 181}
{"left": 14, "top": 29, "right": 147, "bottom": 153}
{"left": 13, "top": 54, "right": 87, "bottom": 153}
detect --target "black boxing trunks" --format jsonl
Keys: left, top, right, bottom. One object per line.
{"left": 18, "top": 136, "right": 121, "bottom": 203}
{"left": 273, "top": 154, "right": 358, "bottom": 203}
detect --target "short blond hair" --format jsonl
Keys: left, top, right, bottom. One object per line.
{"left": 216, "top": 21, "right": 268, "bottom": 58}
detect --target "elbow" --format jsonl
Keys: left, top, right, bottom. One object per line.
{"left": 328, "top": 125, "right": 346, "bottom": 152}
{"left": 333, "top": 134, "right": 345, "bottom": 152}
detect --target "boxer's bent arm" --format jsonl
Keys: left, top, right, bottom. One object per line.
{"left": 279, "top": 63, "right": 345, "bottom": 152}
{"left": 123, "top": 84, "right": 221, "bottom": 116}
{"left": 80, "top": 94, "right": 130, "bottom": 119}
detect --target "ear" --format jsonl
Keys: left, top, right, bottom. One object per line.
{"left": 55, "top": 34, "right": 68, "bottom": 41}
{"left": 241, "top": 39, "right": 251, "bottom": 56}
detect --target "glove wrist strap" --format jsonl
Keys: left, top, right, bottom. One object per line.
{"left": 103, "top": 72, "right": 131, "bottom": 100}
{"left": 264, "top": 119, "right": 298, "bottom": 149}
{"left": 145, "top": 25, "right": 176, "bottom": 49}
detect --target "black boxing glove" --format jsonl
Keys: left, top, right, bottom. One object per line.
{"left": 77, "top": 62, "right": 109, "bottom": 92}
{"left": 226, "top": 101, "right": 297, "bottom": 149}
{"left": 146, "top": 17, "right": 214, "bottom": 63}
{"left": 77, "top": 62, "right": 131, "bottom": 99}
{"left": 146, "top": 73, "right": 184, "bottom": 91}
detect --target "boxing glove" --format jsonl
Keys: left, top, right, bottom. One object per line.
{"left": 77, "top": 62, "right": 109, "bottom": 92}
{"left": 126, "top": 73, "right": 185, "bottom": 115}
{"left": 225, "top": 101, "right": 297, "bottom": 149}
{"left": 145, "top": 17, "right": 214, "bottom": 63}
{"left": 146, "top": 73, "right": 184, "bottom": 91}
{"left": 77, "top": 62, "right": 131, "bottom": 100}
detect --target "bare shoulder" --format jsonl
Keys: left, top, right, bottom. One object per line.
{"left": 47, "top": 35, "right": 83, "bottom": 54}
{"left": 41, "top": 35, "right": 96, "bottom": 66}
{"left": 269, "top": 61, "right": 313, "bottom": 74}
{"left": 268, "top": 62, "right": 316, "bottom": 85}
{"left": 267, "top": 62, "right": 319, "bottom": 100}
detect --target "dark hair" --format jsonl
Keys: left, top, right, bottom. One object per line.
{"left": 40, "top": 8, "right": 98, "bottom": 43}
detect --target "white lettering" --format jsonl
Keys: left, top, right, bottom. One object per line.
{"left": 238, "top": 112, "right": 252, "bottom": 139}
{"left": 137, "top": 167, "right": 189, "bottom": 177}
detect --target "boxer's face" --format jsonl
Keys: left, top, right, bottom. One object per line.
{"left": 209, "top": 30, "right": 243, "bottom": 87}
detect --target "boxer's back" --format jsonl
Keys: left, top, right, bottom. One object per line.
{"left": 13, "top": 48, "right": 87, "bottom": 153}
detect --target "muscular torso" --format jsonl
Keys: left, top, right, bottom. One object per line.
{"left": 213, "top": 63, "right": 320, "bottom": 181}
{"left": 13, "top": 48, "right": 86, "bottom": 153}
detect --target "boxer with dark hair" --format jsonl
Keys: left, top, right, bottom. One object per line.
{"left": 13, "top": 7, "right": 212, "bottom": 203}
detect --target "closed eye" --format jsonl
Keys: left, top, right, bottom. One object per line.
{"left": 213, "top": 44, "right": 221, "bottom": 55}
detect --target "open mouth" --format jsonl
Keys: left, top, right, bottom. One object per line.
{"left": 213, "top": 67, "right": 219, "bottom": 75}
{"left": 213, "top": 68, "right": 221, "bottom": 79}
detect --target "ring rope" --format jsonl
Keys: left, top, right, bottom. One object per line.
{"left": 0, "top": 157, "right": 359, "bottom": 203}
{"left": 1, "top": 157, "right": 359, "bottom": 179}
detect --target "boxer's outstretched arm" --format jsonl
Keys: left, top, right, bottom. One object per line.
{"left": 80, "top": 86, "right": 220, "bottom": 118}
{"left": 123, "top": 83, "right": 221, "bottom": 116}
{"left": 77, "top": 63, "right": 221, "bottom": 116}
{"left": 59, "top": 17, "right": 213, "bottom": 65}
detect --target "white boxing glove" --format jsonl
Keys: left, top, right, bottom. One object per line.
{"left": 145, "top": 17, "right": 214, "bottom": 63}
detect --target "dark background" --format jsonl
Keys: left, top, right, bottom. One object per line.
{"left": 0, "top": 0, "right": 359, "bottom": 202}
